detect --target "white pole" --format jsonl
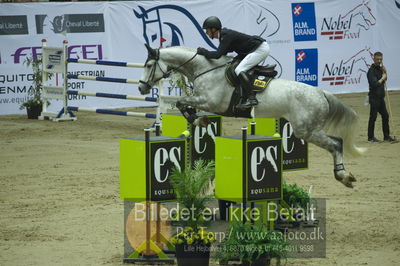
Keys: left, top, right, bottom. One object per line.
{"left": 40, "top": 39, "right": 48, "bottom": 118}
{"left": 63, "top": 40, "right": 69, "bottom": 118}
{"left": 156, "top": 80, "right": 164, "bottom": 126}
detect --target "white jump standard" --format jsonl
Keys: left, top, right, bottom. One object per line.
{"left": 40, "top": 39, "right": 178, "bottom": 124}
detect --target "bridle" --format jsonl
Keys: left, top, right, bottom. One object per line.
{"left": 139, "top": 48, "right": 232, "bottom": 90}
{"left": 139, "top": 48, "right": 198, "bottom": 89}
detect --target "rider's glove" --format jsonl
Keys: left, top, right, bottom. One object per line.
{"left": 197, "top": 47, "right": 207, "bottom": 55}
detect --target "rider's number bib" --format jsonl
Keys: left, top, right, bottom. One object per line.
{"left": 253, "top": 79, "right": 266, "bottom": 88}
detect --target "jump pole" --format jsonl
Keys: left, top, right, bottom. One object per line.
{"left": 65, "top": 106, "right": 157, "bottom": 118}
{"left": 41, "top": 40, "right": 179, "bottom": 126}
{"left": 67, "top": 58, "right": 143, "bottom": 68}
{"left": 61, "top": 41, "right": 175, "bottom": 126}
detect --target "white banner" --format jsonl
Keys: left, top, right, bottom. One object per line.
{"left": 1, "top": 0, "right": 399, "bottom": 115}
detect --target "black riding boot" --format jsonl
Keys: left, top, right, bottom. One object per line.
{"left": 236, "top": 72, "right": 258, "bottom": 109}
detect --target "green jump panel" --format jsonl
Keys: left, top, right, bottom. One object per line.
{"left": 163, "top": 113, "right": 222, "bottom": 164}
{"left": 215, "top": 135, "right": 282, "bottom": 203}
{"left": 249, "top": 118, "right": 308, "bottom": 171}
{"left": 162, "top": 113, "right": 188, "bottom": 137}
{"left": 248, "top": 118, "right": 277, "bottom": 136}
{"left": 120, "top": 136, "right": 186, "bottom": 202}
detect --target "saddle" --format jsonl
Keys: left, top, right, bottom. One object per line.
{"left": 219, "top": 60, "right": 278, "bottom": 119}
{"left": 225, "top": 60, "right": 278, "bottom": 93}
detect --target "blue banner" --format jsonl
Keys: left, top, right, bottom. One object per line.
{"left": 291, "top": 2, "right": 317, "bottom": 42}
{"left": 295, "top": 48, "right": 318, "bottom": 86}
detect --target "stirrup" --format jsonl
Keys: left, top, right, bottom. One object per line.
{"left": 236, "top": 99, "right": 257, "bottom": 109}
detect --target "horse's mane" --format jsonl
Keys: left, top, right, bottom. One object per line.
{"left": 162, "top": 46, "right": 233, "bottom": 64}
{"left": 163, "top": 46, "right": 196, "bottom": 53}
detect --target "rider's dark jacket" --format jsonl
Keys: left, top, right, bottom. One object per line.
{"left": 367, "top": 63, "right": 385, "bottom": 98}
{"left": 199, "top": 28, "right": 265, "bottom": 59}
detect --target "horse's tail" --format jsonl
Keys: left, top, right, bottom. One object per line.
{"left": 323, "top": 91, "right": 366, "bottom": 156}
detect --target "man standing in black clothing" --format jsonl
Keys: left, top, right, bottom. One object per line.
{"left": 367, "top": 52, "right": 395, "bottom": 142}
{"left": 197, "top": 16, "right": 270, "bottom": 109}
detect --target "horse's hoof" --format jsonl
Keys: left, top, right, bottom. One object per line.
{"left": 334, "top": 171, "right": 344, "bottom": 181}
{"left": 199, "top": 116, "right": 211, "bottom": 127}
{"left": 337, "top": 177, "right": 353, "bottom": 188}
{"left": 343, "top": 181, "right": 354, "bottom": 188}
{"left": 348, "top": 172, "right": 357, "bottom": 182}
{"left": 341, "top": 176, "right": 355, "bottom": 188}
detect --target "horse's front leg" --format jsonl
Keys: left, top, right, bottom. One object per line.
{"left": 176, "top": 96, "right": 210, "bottom": 127}
{"left": 178, "top": 95, "right": 209, "bottom": 109}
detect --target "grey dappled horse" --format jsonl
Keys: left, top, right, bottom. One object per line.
{"left": 138, "top": 45, "right": 365, "bottom": 188}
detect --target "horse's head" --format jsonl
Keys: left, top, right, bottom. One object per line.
{"left": 138, "top": 44, "right": 167, "bottom": 95}
{"left": 343, "top": 47, "right": 373, "bottom": 75}
{"left": 255, "top": 6, "right": 280, "bottom": 38}
{"left": 360, "top": 1, "right": 376, "bottom": 26}
{"left": 345, "top": 1, "right": 376, "bottom": 31}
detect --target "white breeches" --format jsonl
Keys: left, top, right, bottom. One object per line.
{"left": 234, "top": 41, "right": 270, "bottom": 75}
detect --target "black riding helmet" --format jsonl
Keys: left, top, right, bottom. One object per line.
{"left": 202, "top": 16, "right": 222, "bottom": 30}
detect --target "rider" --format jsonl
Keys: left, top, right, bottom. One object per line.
{"left": 197, "top": 16, "right": 270, "bottom": 108}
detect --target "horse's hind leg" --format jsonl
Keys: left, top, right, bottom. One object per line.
{"left": 328, "top": 136, "right": 357, "bottom": 185}
{"left": 301, "top": 129, "right": 356, "bottom": 188}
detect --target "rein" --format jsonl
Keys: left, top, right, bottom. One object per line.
{"left": 140, "top": 48, "right": 231, "bottom": 88}
{"left": 139, "top": 50, "right": 198, "bottom": 87}
{"left": 193, "top": 62, "right": 231, "bottom": 81}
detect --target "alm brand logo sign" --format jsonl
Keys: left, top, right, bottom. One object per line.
{"left": 191, "top": 116, "right": 221, "bottom": 163}
{"left": 35, "top": 14, "right": 104, "bottom": 34}
{"left": 320, "top": 1, "right": 376, "bottom": 40}
{"left": 291, "top": 3, "right": 317, "bottom": 42}
{"left": 247, "top": 140, "right": 281, "bottom": 201}
{"left": 150, "top": 141, "right": 185, "bottom": 201}
{"left": 0, "top": 16, "right": 28, "bottom": 35}
{"left": 295, "top": 48, "right": 318, "bottom": 86}
{"left": 322, "top": 47, "right": 372, "bottom": 86}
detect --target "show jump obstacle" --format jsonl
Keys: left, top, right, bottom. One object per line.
{"left": 120, "top": 116, "right": 288, "bottom": 264}
{"left": 40, "top": 40, "right": 180, "bottom": 125}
